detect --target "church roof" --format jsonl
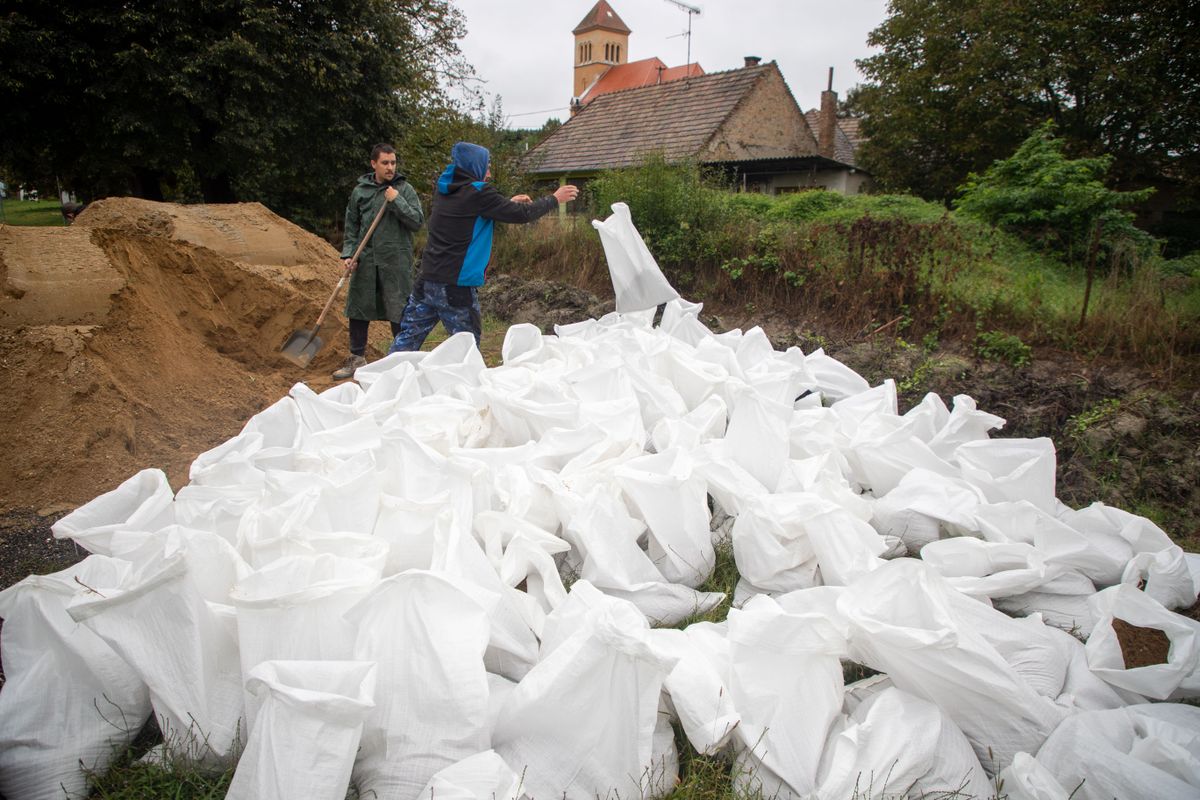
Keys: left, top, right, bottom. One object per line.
{"left": 579, "top": 57, "right": 705, "bottom": 104}
{"left": 573, "top": 1, "right": 632, "bottom": 35}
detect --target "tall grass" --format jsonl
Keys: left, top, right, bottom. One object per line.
{"left": 492, "top": 160, "right": 1200, "bottom": 376}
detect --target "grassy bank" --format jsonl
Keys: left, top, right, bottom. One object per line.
{"left": 1, "top": 198, "right": 68, "bottom": 226}
{"left": 492, "top": 162, "right": 1200, "bottom": 380}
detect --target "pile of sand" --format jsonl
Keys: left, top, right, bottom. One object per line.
{"left": 0, "top": 198, "right": 352, "bottom": 513}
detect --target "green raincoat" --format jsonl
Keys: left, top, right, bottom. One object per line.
{"left": 340, "top": 171, "right": 424, "bottom": 322}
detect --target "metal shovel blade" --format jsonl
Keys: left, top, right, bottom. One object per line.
{"left": 280, "top": 329, "right": 323, "bottom": 367}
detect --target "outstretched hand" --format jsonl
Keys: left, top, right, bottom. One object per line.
{"left": 553, "top": 184, "right": 579, "bottom": 204}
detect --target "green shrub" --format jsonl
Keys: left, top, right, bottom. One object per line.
{"left": 766, "top": 189, "right": 847, "bottom": 222}
{"left": 975, "top": 330, "right": 1032, "bottom": 367}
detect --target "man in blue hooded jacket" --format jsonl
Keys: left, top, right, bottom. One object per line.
{"left": 389, "top": 142, "right": 578, "bottom": 351}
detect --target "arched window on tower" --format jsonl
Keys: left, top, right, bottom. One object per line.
{"left": 616, "top": 44, "right": 621, "bottom": 62}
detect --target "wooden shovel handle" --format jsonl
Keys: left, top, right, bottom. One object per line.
{"left": 314, "top": 196, "right": 391, "bottom": 330}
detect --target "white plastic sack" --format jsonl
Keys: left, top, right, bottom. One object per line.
{"left": 51, "top": 468, "right": 175, "bottom": 555}
{"left": 591, "top": 202, "right": 680, "bottom": 313}
{"left": 1121, "top": 545, "right": 1197, "bottom": 609}
{"left": 614, "top": 449, "right": 714, "bottom": 587}
{"left": 1085, "top": 583, "right": 1200, "bottom": 700}
{"left": 955, "top": 437, "right": 1057, "bottom": 513}
{"left": 349, "top": 571, "right": 492, "bottom": 800}
{"left": 416, "top": 750, "right": 523, "bottom": 800}
{"left": 230, "top": 554, "right": 380, "bottom": 703}
{"left": 816, "top": 688, "right": 994, "bottom": 800}
{"left": 493, "top": 584, "right": 675, "bottom": 800}
{"left": 839, "top": 559, "right": 1066, "bottom": 772}
{"left": 1034, "top": 704, "right": 1200, "bottom": 800}
{"left": 0, "top": 557, "right": 151, "bottom": 800}
{"left": 67, "top": 554, "right": 244, "bottom": 766}
{"left": 996, "top": 752, "right": 1072, "bottom": 800}
{"left": 728, "top": 594, "right": 846, "bottom": 797}
{"left": 226, "top": 660, "right": 376, "bottom": 800}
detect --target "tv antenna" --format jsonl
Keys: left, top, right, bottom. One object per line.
{"left": 663, "top": 0, "right": 701, "bottom": 74}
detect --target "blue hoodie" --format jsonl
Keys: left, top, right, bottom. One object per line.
{"left": 420, "top": 141, "right": 559, "bottom": 287}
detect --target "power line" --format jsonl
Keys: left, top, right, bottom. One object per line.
{"left": 506, "top": 105, "right": 571, "bottom": 118}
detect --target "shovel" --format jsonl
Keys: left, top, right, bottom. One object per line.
{"left": 280, "top": 198, "right": 389, "bottom": 367}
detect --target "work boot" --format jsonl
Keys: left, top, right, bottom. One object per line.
{"left": 332, "top": 354, "right": 367, "bottom": 381}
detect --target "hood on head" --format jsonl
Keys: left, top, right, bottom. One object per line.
{"left": 451, "top": 142, "right": 490, "bottom": 181}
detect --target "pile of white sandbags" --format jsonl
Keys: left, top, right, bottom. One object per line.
{"left": 2, "top": 204, "right": 1199, "bottom": 800}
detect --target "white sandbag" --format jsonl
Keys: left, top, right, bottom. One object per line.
{"left": 0, "top": 556, "right": 151, "bottom": 800}
{"left": 431, "top": 507, "right": 541, "bottom": 679}
{"left": 226, "top": 660, "right": 376, "bottom": 800}
{"left": 650, "top": 392, "right": 727, "bottom": 454}
{"left": 658, "top": 296, "right": 704, "bottom": 334}
{"left": 727, "top": 594, "right": 846, "bottom": 797}
{"left": 240, "top": 395, "right": 304, "bottom": 450}
{"left": 117, "top": 524, "right": 251, "bottom": 606}
{"left": 995, "top": 578, "right": 1099, "bottom": 638}
{"left": 1034, "top": 704, "right": 1200, "bottom": 800}
{"left": 591, "top": 202, "right": 680, "bottom": 313}
{"left": 1122, "top": 545, "right": 1197, "bottom": 610}
{"left": 187, "top": 430, "right": 266, "bottom": 487}
{"left": 648, "top": 627, "right": 739, "bottom": 754}
{"left": 996, "top": 752, "right": 1071, "bottom": 800}
{"left": 493, "top": 584, "right": 675, "bottom": 800}
{"left": 921, "top": 538, "right": 1062, "bottom": 600}
{"left": 653, "top": 342, "right": 729, "bottom": 411}
{"left": 1085, "top": 583, "right": 1200, "bottom": 700}
{"left": 691, "top": 440, "right": 769, "bottom": 518}
{"left": 924, "top": 393, "right": 1006, "bottom": 460}
{"left": 725, "top": 387, "right": 792, "bottom": 492}
{"left": 230, "top": 554, "right": 380, "bottom": 692}
{"left": 416, "top": 750, "right": 523, "bottom": 800}
{"left": 51, "top": 468, "right": 175, "bottom": 555}
{"left": 356, "top": 358, "right": 422, "bottom": 422}
{"left": 553, "top": 481, "right": 723, "bottom": 626}
{"left": 374, "top": 491, "right": 447, "bottom": 574}
{"left": 803, "top": 348, "right": 869, "bottom": 401}
{"left": 349, "top": 571, "right": 492, "bottom": 800}
{"left": 615, "top": 449, "right": 714, "bottom": 587}
{"left": 816, "top": 688, "right": 994, "bottom": 800}
{"left": 839, "top": 559, "right": 1066, "bottom": 772}
{"left": 870, "top": 469, "right": 984, "bottom": 554}
{"left": 955, "top": 437, "right": 1057, "bottom": 512}
{"left": 418, "top": 330, "right": 487, "bottom": 395}
{"left": 173, "top": 482, "right": 261, "bottom": 547}
{"left": 67, "top": 554, "right": 244, "bottom": 766}
{"left": 975, "top": 500, "right": 1128, "bottom": 587}
{"left": 849, "top": 418, "right": 959, "bottom": 497}
{"left": 290, "top": 381, "right": 359, "bottom": 432}
{"left": 350, "top": 349, "right": 428, "bottom": 391}
{"left": 729, "top": 494, "right": 844, "bottom": 594}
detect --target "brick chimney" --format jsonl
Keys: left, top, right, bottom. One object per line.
{"left": 744, "top": 55, "right": 762, "bottom": 68}
{"left": 818, "top": 67, "right": 837, "bottom": 160}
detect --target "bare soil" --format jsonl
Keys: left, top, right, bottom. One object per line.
{"left": 1112, "top": 617, "right": 1172, "bottom": 669}
{"left": 0, "top": 198, "right": 354, "bottom": 518}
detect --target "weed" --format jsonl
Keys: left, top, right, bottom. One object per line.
{"left": 974, "top": 331, "right": 1032, "bottom": 367}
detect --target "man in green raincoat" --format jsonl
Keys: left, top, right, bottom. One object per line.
{"left": 333, "top": 143, "right": 424, "bottom": 380}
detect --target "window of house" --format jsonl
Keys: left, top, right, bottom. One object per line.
{"left": 615, "top": 45, "right": 621, "bottom": 61}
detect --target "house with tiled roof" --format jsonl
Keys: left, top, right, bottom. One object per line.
{"left": 529, "top": 1, "right": 871, "bottom": 195}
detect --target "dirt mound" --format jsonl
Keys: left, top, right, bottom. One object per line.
{"left": 0, "top": 198, "right": 351, "bottom": 513}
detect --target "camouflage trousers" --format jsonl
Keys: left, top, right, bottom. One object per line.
{"left": 388, "top": 279, "right": 482, "bottom": 352}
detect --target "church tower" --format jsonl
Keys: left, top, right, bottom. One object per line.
{"left": 572, "top": 1, "right": 631, "bottom": 100}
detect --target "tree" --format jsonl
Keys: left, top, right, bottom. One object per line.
{"left": 956, "top": 122, "right": 1154, "bottom": 324}
{"left": 0, "top": 0, "right": 471, "bottom": 230}
{"left": 849, "top": 0, "right": 1200, "bottom": 206}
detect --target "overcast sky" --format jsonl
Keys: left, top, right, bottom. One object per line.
{"left": 448, "top": 0, "right": 892, "bottom": 129}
